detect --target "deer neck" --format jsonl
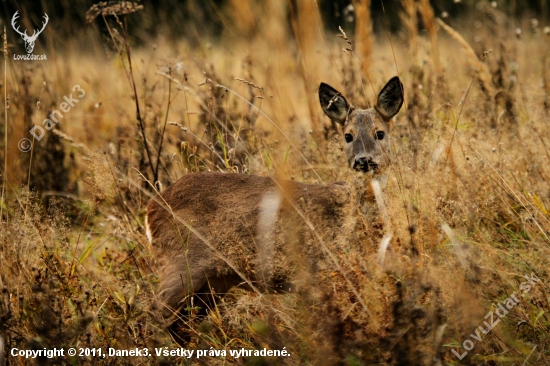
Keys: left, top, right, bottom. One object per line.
{"left": 342, "top": 173, "right": 377, "bottom": 210}
{"left": 346, "top": 173, "right": 387, "bottom": 240}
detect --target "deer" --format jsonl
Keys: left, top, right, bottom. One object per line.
{"left": 11, "top": 11, "right": 49, "bottom": 54}
{"left": 145, "top": 76, "right": 404, "bottom": 343}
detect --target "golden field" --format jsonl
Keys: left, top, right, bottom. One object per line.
{"left": 0, "top": 1, "right": 549, "bottom": 365}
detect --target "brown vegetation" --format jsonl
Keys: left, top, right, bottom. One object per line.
{"left": 1, "top": 1, "right": 549, "bottom": 365}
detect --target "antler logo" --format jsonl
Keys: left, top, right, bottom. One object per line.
{"left": 11, "top": 11, "right": 49, "bottom": 54}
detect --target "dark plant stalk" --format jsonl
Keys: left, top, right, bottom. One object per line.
{"left": 1, "top": 27, "right": 7, "bottom": 225}
{"left": 120, "top": 18, "right": 155, "bottom": 182}
{"left": 154, "top": 69, "right": 172, "bottom": 183}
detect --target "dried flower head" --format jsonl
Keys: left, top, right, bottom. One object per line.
{"left": 86, "top": 1, "right": 143, "bottom": 23}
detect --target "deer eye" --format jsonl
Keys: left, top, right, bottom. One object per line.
{"left": 344, "top": 134, "right": 353, "bottom": 143}
{"left": 375, "top": 131, "right": 385, "bottom": 140}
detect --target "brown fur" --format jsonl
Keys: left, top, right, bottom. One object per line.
{"left": 147, "top": 174, "right": 350, "bottom": 316}
{"left": 146, "top": 77, "right": 404, "bottom": 342}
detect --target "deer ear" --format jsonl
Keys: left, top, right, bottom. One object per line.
{"left": 319, "top": 83, "right": 352, "bottom": 125}
{"left": 376, "top": 76, "right": 404, "bottom": 120}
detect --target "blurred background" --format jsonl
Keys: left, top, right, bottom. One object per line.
{"left": 1, "top": 0, "right": 549, "bottom": 47}
{"left": 1, "top": 0, "right": 549, "bottom": 193}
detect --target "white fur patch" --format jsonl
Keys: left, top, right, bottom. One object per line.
{"left": 145, "top": 214, "right": 153, "bottom": 244}
{"left": 256, "top": 190, "right": 282, "bottom": 284}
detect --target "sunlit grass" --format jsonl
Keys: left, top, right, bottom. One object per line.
{"left": 1, "top": 1, "right": 549, "bottom": 365}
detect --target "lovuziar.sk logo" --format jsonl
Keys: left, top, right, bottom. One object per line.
{"left": 11, "top": 10, "right": 48, "bottom": 61}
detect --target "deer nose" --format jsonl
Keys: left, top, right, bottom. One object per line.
{"left": 353, "top": 157, "right": 378, "bottom": 172}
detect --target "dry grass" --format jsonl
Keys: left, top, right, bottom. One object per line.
{"left": 1, "top": 1, "right": 550, "bottom": 365}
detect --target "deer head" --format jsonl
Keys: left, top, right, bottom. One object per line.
{"left": 11, "top": 11, "right": 49, "bottom": 54}
{"left": 319, "top": 77, "right": 404, "bottom": 173}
